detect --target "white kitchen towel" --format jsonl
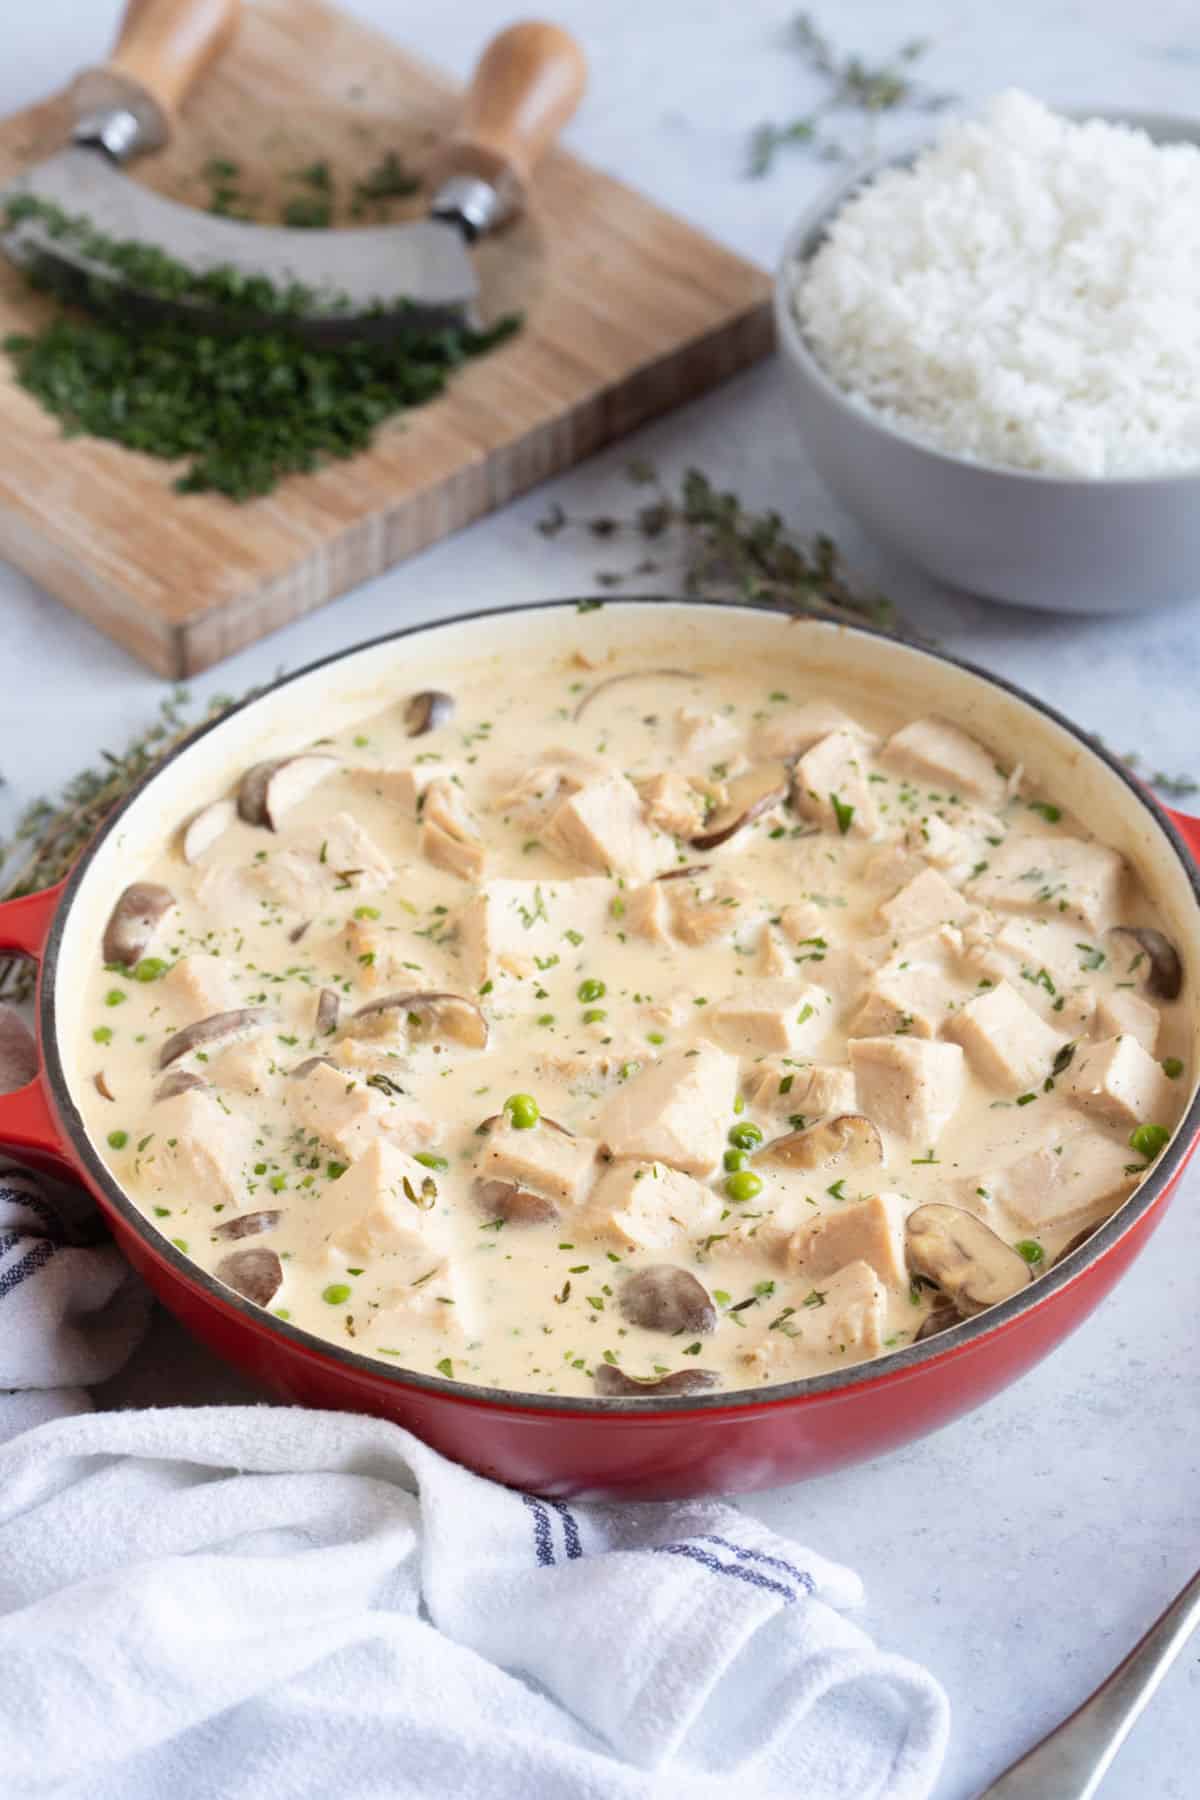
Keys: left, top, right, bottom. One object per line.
{"left": 0, "top": 1147, "right": 950, "bottom": 1800}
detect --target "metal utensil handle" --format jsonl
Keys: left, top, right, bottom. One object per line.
{"left": 70, "top": 0, "right": 241, "bottom": 160}
{"left": 977, "top": 1566, "right": 1200, "bottom": 1799}
{"left": 429, "top": 21, "right": 587, "bottom": 237}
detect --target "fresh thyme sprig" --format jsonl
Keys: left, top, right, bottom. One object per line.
{"left": 536, "top": 461, "right": 913, "bottom": 638}
{"left": 747, "top": 11, "right": 953, "bottom": 177}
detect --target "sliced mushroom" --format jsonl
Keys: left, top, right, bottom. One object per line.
{"left": 572, "top": 668, "right": 693, "bottom": 723}
{"left": 236, "top": 754, "right": 337, "bottom": 829}
{"left": 102, "top": 882, "right": 175, "bottom": 968}
{"left": 214, "top": 1209, "right": 283, "bottom": 1241}
{"left": 762, "top": 1113, "right": 884, "bottom": 1171}
{"left": 914, "top": 1301, "right": 962, "bottom": 1343}
{"left": 157, "top": 1006, "right": 270, "bottom": 1070}
{"left": 154, "top": 1069, "right": 206, "bottom": 1101}
{"left": 905, "top": 1204, "right": 1032, "bottom": 1318}
{"left": 181, "top": 798, "right": 237, "bottom": 865}
{"left": 93, "top": 1070, "right": 115, "bottom": 1102}
{"left": 475, "top": 1112, "right": 572, "bottom": 1137}
{"left": 288, "top": 920, "right": 312, "bottom": 945}
{"left": 404, "top": 690, "right": 455, "bottom": 736}
{"left": 215, "top": 1247, "right": 283, "bottom": 1307}
{"left": 618, "top": 1266, "right": 717, "bottom": 1335}
{"left": 353, "top": 991, "right": 488, "bottom": 1050}
{"left": 593, "top": 1364, "right": 720, "bottom": 1397}
{"left": 1110, "top": 926, "right": 1183, "bottom": 1000}
{"left": 316, "top": 988, "right": 340, "bottom": 1035}
{"left": 691, "top": 762, "right": 791, "bottom": 851}
{"left": 656, "top": 863, "right": 712, "bottom": 883}
{"left": 473, "top": 1176, "right": 559, "bottom": 1224}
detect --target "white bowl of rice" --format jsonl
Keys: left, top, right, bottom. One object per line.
{"left": 776, "top": 91, "right": 1200, "bottom": 613}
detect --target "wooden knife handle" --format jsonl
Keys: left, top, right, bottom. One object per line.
{"left": 430, "top": 21, "right": 587, "bottom": 223}
{"left": 71, "top": 0, "right": 241, "bottom": 157}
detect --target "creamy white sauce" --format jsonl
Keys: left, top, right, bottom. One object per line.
{"left": 76, "top": 652, "right": 1190, "bottom": 1398}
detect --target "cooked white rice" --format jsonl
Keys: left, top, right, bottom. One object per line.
{"left": 792, "top": 91, "right": 1200, "bottom": 478}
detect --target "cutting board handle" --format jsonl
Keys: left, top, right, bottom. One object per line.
{"left": 70, "top": 0, "right": 241, "bottom": 159}
{"left": 429, "top": 21, "right": 587, "bottom": 232}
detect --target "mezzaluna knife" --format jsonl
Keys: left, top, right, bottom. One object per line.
{"left": 1, "top": 0, "right": 587, "bottom": 336}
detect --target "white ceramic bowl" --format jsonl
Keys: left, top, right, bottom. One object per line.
{"left": 773, "top": 111, "right": 1200, "bottom": 615}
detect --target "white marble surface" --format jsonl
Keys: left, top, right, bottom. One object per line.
{"left": 5, "top": 4, "right": 1200, "bottom": 1796}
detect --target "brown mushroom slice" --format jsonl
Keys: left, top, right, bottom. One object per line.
{"left": 762, "top": 1113, "right": 884, "bottom": 1171}
{"left": 656, "top": 863, "right": 712, "bottom": 883}
{"left": 316, "top": 988, "right": 340, "bottom": 1035}
{"left": 473, "top": 1176, "right": 559, "bottom": 1225}
{"left": 906, "top": 1203, "right": 1032, "bottom": 1318}
{"left": 236, "top": 754, "right": 337, "bottom": 829}
{"left": 157, "top": 1006, "right": 271, "bottom": 1071}
{"left": 215, "top": 1247, "right": 283, "bottom": 1307}
{"left": 572, "top": 668, "right": 693, "bottom": 723}
{"left": 289, "top": 1054, "right": 338, "bottom": 1079}
{"left": 154, "top": 1069, "right": 207, "bottom": 1101}
{"left": 181, "top": 798, "right": 237, "bottom": 865}
{"left": 353, "top": 991, "right": 488, "bottom": 1050}
{"left": 93, "top": 1070, "right": 115, "bottom": 1102}
{"left": 619, "top": 1266, "right": 717, "bottom": 1335}
{"left": 102, "top": 882, "right": 176, "bottom": 968}
{"left": 404, "top": 690, "right": 455, "bottom": 736}
{"left": 914, "top": 1301, "right": 962, "bottom": 1343}
{"left": 475, "top": 1112, "right": 573, "bottom": 1137}
{"left": 691, "top": 762, "right": 791, "bottom": 851}
{"left": 214, "top": 1209, "right": 283, "bottom": 1242}
{"left": 593, "top": 1364, "right": 720, "bottom": 1397}
{"left": 1110, "top": 926, "right": 1183, "bottom": 1000}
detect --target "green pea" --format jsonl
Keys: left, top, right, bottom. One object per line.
{"left": 1129, "top": 1122, "right": 1170, "bottom": 1160}
{"left": 504, "top": 1093, "right": 540, "bottom": 1131}
{"left": 1163, "top": 1057, "right": 1184, "bottom": 1079}
{"left": 646, "top": 1031, "right": 665, "bottom": 1046}
{"left": 577, "top": 977, "right": 606, "bottom": 1003}
{"left": 1014, "top": 1239, "right": 1044, "bottom": 1266}
{"left": 106, "top": 1129, "right": 128, "bottom": 1150}
{"left": 92, "top": 1025, "right": 113, "bottom": 1045}
{"left": 724, "top": 1169, "right": 763, "bottom": 1203}
{"left": 415, "top": 1151, "right": 449, "bottom": 1172}
{"left": 268, "top": 1174, "right": 287, "bottom": 1192}
{"left": 728, "top": 1120, "right": 763, "bottom": 1151}
{"left": 104, "top": 988, "right": 127, "bottom": 1008}
{"left": 723, "top": 1147, "right": 748, "bottom": 1173}
{"left": 582, "top": 1008, "right": 608, "bottom": 1025}
{"left": 133, "top": 957, "right": 169, "bottom": 983}
{"left": 322, "top": 1283, "right": 352, "bottom": 1305}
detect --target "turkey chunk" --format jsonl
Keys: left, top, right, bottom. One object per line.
{"left": 636, "top": 771, "right": 707, "bottom": 838}
{"left": 140, "top": 1090, "right": 254, "bottom": 1213}
{"left": 420, "top": 777, "right": 486, "bottom": 882}
{"left": 333, "top": 1140, "right": 449, "bottom": 1259}
{"left": 350, "top": 761, "right": 462, "bottom": 813}
{"left": 752, "top": 701, "right": 875, "bottom": 762}
{"left": 746, "top": 1260, "right": 886, "bottom": 1370}
{"left": 477, "top": 1118, "right": 598, "bottom": 1207}
{"left": 1067, "top": 1035, "right": 1174, "bottom": 1129}
{"left": 297, "top": 812, "right": 394, "bottom": 892}
{"left": 784, "top": 1193, "right": 909, "bottom": 1287}
{"left": 455, "top": 878, "right": 613, "bottom": 985}
{"left": 881, "top": 716, "right": 1006, "bottom": 806}
{"left": 742, "top": 1061, "right": 857, "bottom": 1122}
{"left": 495, "top": 749, "right": 609, "bottom": 830}
{"left": 376, "top": 1259, "right": 478, "bottom": 1345}
{"left": 626, "top": 871, "right": 762, "bottom": 950}
{"left": 976, "top": 1130, "right": 1139, "bottom": 1232}
{"left": 944, "top": 981, "right": 1068, "bottom": 1091}
{"left": 709, "top": 980, "right": 833, "bottom": 1055}
{"left": 588, "top": 1159, "right": 722, "bottom": 1250}
{"left": 1094, "top": 989, "right": 1160, "bottom": 1053}
{"left": 878, "top": 866, "right": 974, "bottom": 939}
{"left": 547, "top": 772, "right": 672, "bottom": 882}
{"left": 967, "top": 835, "right": 1124, "bottom": 935}
{"left": 792, "top": 731, "right": 879, "bottom": 838}
{"left": 208, "top": 1036, "right": 277, "bottom": 1096}
{"left": 674, "top": 707, "right": 740, "bottom": 761}
{"left": 161, "top": 955, "right": 241, "bottom": 1022}
{"left": 849, "top": 1038, "right": 965, "bottom": 1143}
{"left": 851, "top": 931, "right": 970, "bottom": 1040}
{"left": 595, "top": 1045, "right": 739, "bottom": 1177}
{"left": 288, "top": 1059, "right": 434, "bottom": 1159}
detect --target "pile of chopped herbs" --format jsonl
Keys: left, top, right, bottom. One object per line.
{"left": 1, "top": 194, "right": 520, "bottom": 499}
{"left": 747, "top": 11, "right": 953, "bottom": 176}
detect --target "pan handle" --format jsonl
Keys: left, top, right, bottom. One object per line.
{"left": 1165, "top": 806, "right": 1200, "bottom": 863}
{"left": 0, "top": 883, "right": 74, "bottom": 1174}
{"left": 71, "top": 0, "right": 241, "bottom": 159}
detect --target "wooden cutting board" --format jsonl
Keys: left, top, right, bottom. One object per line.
{"left": 0, "top": 0, "right": 773, "bottom": 677}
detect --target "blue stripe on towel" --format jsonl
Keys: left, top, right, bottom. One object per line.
{"left": 0, "top": 1238, "right": 55, "bottom": 1299}
{"left": 546, "top": 1498, "right": 583, "bottom": 1560}
{"left": 651, "top": 1539, "right": 796, "bottom": 1602}
{"left": 522, "top": 1494, "right": 556, "bottom": 1567}
{"left": 696, "top": 1534, "right": 815, "bottom": 1596}
{"left": 0, "top": 1187, "right": 68, "bottom": 1241}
